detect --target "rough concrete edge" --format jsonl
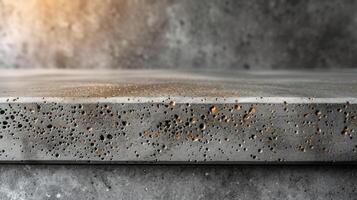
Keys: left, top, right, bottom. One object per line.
{"left": 0, "top": 97, "right": 356, "bottom": 104}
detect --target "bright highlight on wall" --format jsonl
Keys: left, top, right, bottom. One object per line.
{"left": 0, "top": 0, "right": 166, "bottom": 68}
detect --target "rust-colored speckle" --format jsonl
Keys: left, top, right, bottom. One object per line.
{"left": 249, "top": 107, "right": 256, "bottom": 114}
{"left": 234, "top": 105, "right": 242, "bottom": 110}
{"left": 209, "top": 106, "right": 217, "bottom": 114}
{"left": 53, "top": 83, "right": 239, "bottom": 97}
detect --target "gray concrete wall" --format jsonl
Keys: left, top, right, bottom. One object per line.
{"left": 1, "top": 0, "right": 357, "bottom": 70}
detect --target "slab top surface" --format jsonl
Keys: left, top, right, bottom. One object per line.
{"left": 0, "top": 69, "right": 356, "bottom": 99}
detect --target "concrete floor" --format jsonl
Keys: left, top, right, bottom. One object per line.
{"left": 0, "top": 165, "right": 356, "bottom": 200}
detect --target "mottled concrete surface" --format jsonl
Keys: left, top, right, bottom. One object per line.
{"left": 1, "top": 69, "right": 357, "bottom": 97}
{"left": 1, "top": 0, "right": 357, "bottom": 69}
{"left": 1, "top": 1, "right": 357, "bottom": 199}
{"left": 0, "top": 165, "right": 355, "bottom": 200}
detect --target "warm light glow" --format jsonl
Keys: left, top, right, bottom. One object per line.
{"left": 0, "top": 0, "right": 166, "bottom": 68}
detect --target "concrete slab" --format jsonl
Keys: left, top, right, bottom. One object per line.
{"left": 0, "top": 70, "right": 356, "bottom": 163}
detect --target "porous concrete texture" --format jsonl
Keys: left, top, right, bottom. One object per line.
{"left": 0, "top": 165, "right": 356, "bottom": 200}
{"left": 0, "top": 70, "right": 356, "bottom": 163}
{"left": 1, "top": 0, "right": 357, "bottom": 70}
{"left": 1, "top": 1, "right": 357, "bottom": 198}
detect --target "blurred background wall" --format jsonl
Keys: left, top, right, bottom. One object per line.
{"left": 0, "top": 0, "right": 357, "bottom": 70}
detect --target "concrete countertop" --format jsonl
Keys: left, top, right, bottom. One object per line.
{"left": 0, "top": 70, "right": 356, "bottom": 163}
